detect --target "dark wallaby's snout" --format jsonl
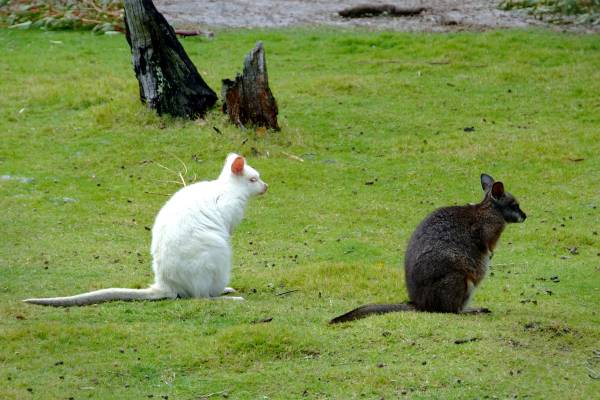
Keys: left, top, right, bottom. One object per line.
{"left": 515, "top": 205, "right": 526, "bottom": 222}
{"left": 504, "top": 201, "right": 526, "bottom": 223}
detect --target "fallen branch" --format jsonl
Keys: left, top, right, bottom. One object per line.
{"left": 339, "top": 4, "right": 428, "bottom": 18}
{"left": 175, "top": 29, "right": 214, "bottom": 38}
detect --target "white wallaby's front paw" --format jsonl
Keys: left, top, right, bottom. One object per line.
{"left": 223, "top": 287, "right": 236, "bottom": 294}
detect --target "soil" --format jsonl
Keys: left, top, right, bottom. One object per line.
{"left": 153, "top": 0, "right": 599, "bottom": 34}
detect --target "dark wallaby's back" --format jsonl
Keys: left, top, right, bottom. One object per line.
{"left": 330, "top": 174, "right": 526, "bottom": 324}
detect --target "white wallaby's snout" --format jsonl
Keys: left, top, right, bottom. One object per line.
{"left": 260, "top": 181, "right": 268, "bottom": 195}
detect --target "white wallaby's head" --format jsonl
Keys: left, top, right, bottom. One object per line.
{"left": 219, "top": 153, "right": 268, "bottom": 196}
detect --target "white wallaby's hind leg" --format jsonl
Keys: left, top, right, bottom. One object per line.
{"left": 223, "top": 287, "right": 236, "bottom": 294}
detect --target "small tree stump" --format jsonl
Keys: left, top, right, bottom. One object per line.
{"left": 222, "top": 41, "right": 279, "bottom": 131}
{"left": 124, "top": 0, "right": 217, "bottom": 118}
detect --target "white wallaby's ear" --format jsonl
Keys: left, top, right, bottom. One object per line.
{"left": 491, "top": 181, "right": 504, "bottom": 199}
{"left": 231, "top": 156, "right": 245, "bottom": 175}
{"left": 480, "top": 173, "right": 494, "bottom": 192}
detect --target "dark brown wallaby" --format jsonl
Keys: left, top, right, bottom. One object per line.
{"left": 330, "top": 174, "right": 526, "bottom": 324}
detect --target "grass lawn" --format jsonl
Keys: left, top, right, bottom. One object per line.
{"left": 1, "top": 27, "right": 599, "bottom": 399}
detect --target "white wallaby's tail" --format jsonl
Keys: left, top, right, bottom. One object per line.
{"left": 23, "top": 286, "right": 172, "bottom": 307}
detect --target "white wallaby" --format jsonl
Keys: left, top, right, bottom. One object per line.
{"left": 24, "top": 153, "right": 268, "bottom": 306}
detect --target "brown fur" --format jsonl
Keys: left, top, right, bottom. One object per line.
{"left": 330, "top": 174, "right": 526, "bottom": 324}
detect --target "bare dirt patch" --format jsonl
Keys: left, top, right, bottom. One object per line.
{"left": 153, "top": 0, "right": 599, "bottom": 33}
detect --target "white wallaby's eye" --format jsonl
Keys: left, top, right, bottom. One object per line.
{"left": 249, "top": 177, "right": 258, "bottom": 183}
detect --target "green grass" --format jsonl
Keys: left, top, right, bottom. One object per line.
{"left": 1, "top": 27, "right": 599, "bottom": 399}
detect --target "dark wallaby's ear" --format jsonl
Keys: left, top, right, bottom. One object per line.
{"left": 491, "top": 181, "right": 504, "bottom": 199}
{"left": 481, "top": 174, "right": 495, "bottom": 191}
{"left": 231, "top": 156, "right": 245, "bottom": 175}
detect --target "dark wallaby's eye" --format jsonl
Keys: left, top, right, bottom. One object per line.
{"left": 249, "top": 177, "right": 258, "bottom": 183}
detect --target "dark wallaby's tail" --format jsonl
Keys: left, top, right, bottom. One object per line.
{"left": 330, "top": 303, "right": 415, "bottom": 324}
{"left": 23, "top": 286, "right": 173, "bottom": 307}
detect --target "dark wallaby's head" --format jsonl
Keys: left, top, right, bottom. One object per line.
{"left": 480, "top": 174, "right": 526, "bottom": 223}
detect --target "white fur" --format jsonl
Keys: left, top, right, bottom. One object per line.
{"left": 464, "top": 280, "right": 476, "bottom": 310}
{"left": 150, "top": 153, "right": 267, "bottom": 299}
{"left": 461, "top": 253, "right": 491, "bottom": 311}
{"left": 24, "top": 153, "right": 267, "bottom": 306}
{"left": 483, "top": 253, "right": 491, "bottom": 273}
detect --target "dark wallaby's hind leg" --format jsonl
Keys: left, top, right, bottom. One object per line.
{"left": 411, "top": 272, "right": 471, "bottom": 313}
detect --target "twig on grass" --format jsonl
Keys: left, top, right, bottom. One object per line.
{"left": 281, "top": 151, "right": 304, "bottom": 162}
{"left": 276, "top": 289, "right": 299, "bottom": 296}
{"left": 144, "top": 191, "right": 171, "bottom": 197}
{"left": 454, "top": 337, "right": 480, "bottom": 345}
{"left": 196, "top": 389, "right": 228, "bottom": 399}
{"left": 154, "top": 154, "right": 196, "bottom": 187}
{"left": 251, "top": 317, "right": 273, "bottom": 324}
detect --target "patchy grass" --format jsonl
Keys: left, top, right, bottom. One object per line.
{"left": 500, "top": 0, "right": 600, "bottom": 24}
{"left": 1, "top": 28, "right": 599, "bottom": 399}
{"left": 0, "top": 0, "right": 123, "bottom": 32}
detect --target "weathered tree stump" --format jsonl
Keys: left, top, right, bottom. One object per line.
{"left": 222, "top": 41, "right": 279, "bottom": 131}
{"left": 124, "top": 0, "right": 217, "bottom": 118}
